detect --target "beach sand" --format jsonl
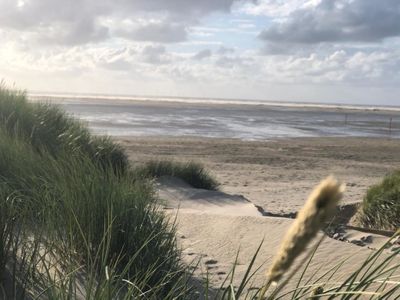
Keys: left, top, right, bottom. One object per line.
{"left": 118, "top": 136, "right": 400, "bottom": 214}
{"left": 117, "top": 136, "right": 400, "bottom": 294}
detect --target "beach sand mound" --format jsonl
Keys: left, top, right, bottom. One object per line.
{"left": 156, "top": 176, "right": 261, "bottom": 216}
{"left": 156, "top": 177, "right": 397, "bottom": 295}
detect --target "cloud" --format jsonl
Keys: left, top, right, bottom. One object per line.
{"left": 217, "top": 46, "right": 235, "bottom": 55}
{"left": 116, "top": 0, "right": 238, "bottom": 18}
{"left": 141, "top": 45, "right": 169, "bottom": 64}
{"left": 259, "top": 0, "right": 400, "bottom": 45}
{"left": 259, "top": 50, "right": 400, "bottom": 85}
{"left": 215, "top": 54, "right": 255, "bottom": 70}
{"left": 0, "top": 0, "right": 240, "bottom": 45}
{"left": 0, "top": 0, "right": 109, "bottom": 45}
{"left": 237, "top": 0, "right": 319, "bottom": 18}
{"left": 37, "top": 19, "right": 109, "bottom": 46}
{"left": 98, "top": 48, "right": 135, "bottom": 71}
{"left": 117, "top": 21, "right": 187, "bottom": 43}
{"left": 100, "top": 58, "right": 132, "bottom": 71}
{"left": 192, "top": 49, "right": 212, "bottom": 60}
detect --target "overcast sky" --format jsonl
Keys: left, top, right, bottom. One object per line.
{"left": 1, "top": 0, "right": 400, "bottom": 105}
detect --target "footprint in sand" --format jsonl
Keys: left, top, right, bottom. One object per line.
{"left": 217, "top": 271, "right": 226, "bottom": 276}
{"left": 205, "top": 259, "right": 218, "bottom": 265}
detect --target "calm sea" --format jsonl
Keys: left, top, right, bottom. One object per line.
{"left": 33, "top": 96, "right": 400, "bottom": 140}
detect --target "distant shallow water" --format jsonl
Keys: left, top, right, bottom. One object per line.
{"left": 42, "top": 97, "right": 400, "bottom": 140}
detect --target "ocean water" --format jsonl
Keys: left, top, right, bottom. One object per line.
{"left": 39, "top": 97, "right": 400, "bottom": 140}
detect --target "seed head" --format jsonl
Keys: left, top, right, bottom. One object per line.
{"left": 266, "top": 176, "right": 345, "bottom": 283}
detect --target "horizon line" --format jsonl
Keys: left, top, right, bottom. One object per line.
{"left": 27, "top": 90, "right": 400, "bottom": 112}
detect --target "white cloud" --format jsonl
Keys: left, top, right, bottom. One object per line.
{"left": 259, "top": 0, "right": 400, "bottom": 45}
{"left": 0, "top": 0, "right": 400, "bottom": 104}
{"left": 217, "top": 46, "right": 235, "bottom": 55}
{"left": 119, "top": 22, "right": 187, "bottom": 43}
{"left": 0, "top": 0, "right": 240, "bottom": 45}
{"left": 192, "top": 49, "right": 212, "bottom": 60}
{"left": 141, "top": 45, "right": 170, "bottom": 64}
{"left": 237, "top": 0, "right": 320, "bottom": 18}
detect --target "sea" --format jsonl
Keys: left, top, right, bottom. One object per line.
{"left": 29, "top": 94, "right": 400, "bottom": 141}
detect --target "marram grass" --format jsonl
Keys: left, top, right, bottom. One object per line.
{"left": 0, "top": 86, "right": 192, "bottom": 299}
{"left": 0, "top": 85, "right": 128, "bottom": 174}
{"left": 358, "top": 170, "right": 400, "bottom": 231}
{"left": 266, "top": 177, "right": 345, "bottom": 284}
{"left": 258, "top": 177, "right": 345, "bottom": 299}
{"left": 138, "top": 160, "right": 219, "bottom": 190}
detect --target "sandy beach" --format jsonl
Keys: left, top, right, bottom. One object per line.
{"left": 118, "top": 136, "right": 400, "bottom": 214}
{"left": 116, "top": 136, "right": 400, "bottom": 293}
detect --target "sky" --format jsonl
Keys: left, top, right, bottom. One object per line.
{"left": 0, "top": 0, "right": 400, "bottom": 105}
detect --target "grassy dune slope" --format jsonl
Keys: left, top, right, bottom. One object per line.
{"left": 0, "top": 87, "right": 191, "bottom": 299}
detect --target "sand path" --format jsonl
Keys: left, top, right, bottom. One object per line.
{"left": 156, "top": 176, "right": 397, "bottom": 296}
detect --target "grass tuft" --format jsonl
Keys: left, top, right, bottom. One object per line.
{"left": 358, "top": 170, "right": 400, "bottom": 230}
{"left": 139, "top": 160, "right": 219, "bottom": 190}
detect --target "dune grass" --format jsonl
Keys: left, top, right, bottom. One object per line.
{"left": 0, "top": 88, "right": 128, "bottom": 174}
{"left": 0, "top": 86, "right": 192, "bottom": 299}
{"left": 139, "top": 160, "right": 219, "bottom": 190}
{"left": 358, "top": 170, "right": 400, "bottom": 231}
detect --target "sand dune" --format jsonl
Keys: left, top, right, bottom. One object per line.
{"left": 156, "top": 175, "right": 397, "bottom": 295}
{"left": 118, "top": 136, "right": 400, "bottom": 296}
{"left": 157, "top": 176, "right": 261, "bottom": 217}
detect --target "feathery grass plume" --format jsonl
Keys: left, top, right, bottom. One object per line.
{"left": 266, "top": 176, "right": 345, "bottom": 284}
